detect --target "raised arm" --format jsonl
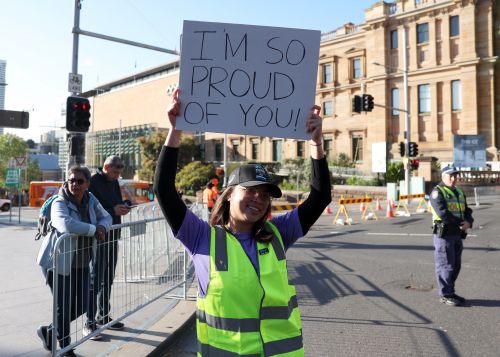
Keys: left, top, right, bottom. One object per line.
{"left": 153, "top": 89, "right": 187, "bottom": 232}
{"left": 297, "top": 106, "right": 332, "bottom": 235}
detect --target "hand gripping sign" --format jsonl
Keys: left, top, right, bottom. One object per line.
{"left": 177, "top": 20, "right": 321, "bottom": 140}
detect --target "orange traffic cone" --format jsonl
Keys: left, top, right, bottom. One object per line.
{"left": 324, "top": 206, "right": 332, "bottom": 215}
{"left": 390, "top": 199, "right": 396, "bottom": 209}
{"left": 375, "top": 198, "right": 382, "bottom": 211}
{"left": 386, "top": 202, "right": 394, "bottom": 218}
{"left": 360, "top": 202, "right": 366, "bottom": 213}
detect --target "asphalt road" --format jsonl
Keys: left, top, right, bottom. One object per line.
{"left": 161, "top": 197, "right": 500, "bottom": 357}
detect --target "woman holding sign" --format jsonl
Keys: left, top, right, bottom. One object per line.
{"left": 154, "top": 89, "right": 331, "bottom": 356}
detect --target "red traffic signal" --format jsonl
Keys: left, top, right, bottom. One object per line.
{"left": 66, "top": 96, "right": 91, "bottom": 133}
{"left": 410, "top": 159, "right": 420, "bottom": 170}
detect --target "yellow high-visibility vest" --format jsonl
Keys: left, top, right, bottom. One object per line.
{"left": 196, "top": 222, "right": 304, "bottom": 356}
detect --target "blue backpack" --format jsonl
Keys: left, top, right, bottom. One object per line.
{"left": 35, "top": 195, "right": 60, "bottom": 241}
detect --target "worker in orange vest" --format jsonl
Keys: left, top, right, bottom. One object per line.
{"left": 202, "top": 182, "right": 216, "bottom": 213}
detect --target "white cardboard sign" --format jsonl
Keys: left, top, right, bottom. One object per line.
{"left": 177, "top": 20, "right": 321, "bottom": 140}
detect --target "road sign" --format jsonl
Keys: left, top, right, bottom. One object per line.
{"left": 68, "top": 73, "right": 83, "bottom": 93}
{"left": 14, "top": 156, "right": 26, "bottom": 169}
{"left": 5, "top": 169, "right": 19, "bottom": 187}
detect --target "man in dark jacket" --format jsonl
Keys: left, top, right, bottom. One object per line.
{"left": 86, "top": 155, "right": 130, "bottom": 335}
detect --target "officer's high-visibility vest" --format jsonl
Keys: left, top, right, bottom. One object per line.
{"left": 431, "top": 185, "right": 466, "bottom": 222}
{"left": 196, "top": 223, "right": 303, "bottom": 357}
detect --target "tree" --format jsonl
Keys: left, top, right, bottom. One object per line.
{"left": 386, "top": 161, "right": 404, "bottom": 183}
{"left": 138, "top": 131, "right": 168, "bottom": 182}
{"left": 0, "top": 134, "right": 28, "bottom": 186}
{"left": 330, "top": 152, "right": 355, "bottom": 168}
{"left": 176, "top": 161, "right": 215, "bottom": 195}
{"left": 138, "top": 131, "right": 200, "bottom": 181}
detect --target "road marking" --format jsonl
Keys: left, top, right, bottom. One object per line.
{"left": 366, "top": 232, "right": 477, "bottom": 237}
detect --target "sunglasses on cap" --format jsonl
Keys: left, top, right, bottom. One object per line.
{"left": 68, "top": 178, "right": 86, "bottom": 185}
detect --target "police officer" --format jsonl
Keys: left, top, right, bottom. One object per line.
{"left": 430, "top": 165, "right": 473, "bottom": 306}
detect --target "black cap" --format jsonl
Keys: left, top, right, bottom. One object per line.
{"left": 227, "top": 164, "right": 282, "bottom": 198}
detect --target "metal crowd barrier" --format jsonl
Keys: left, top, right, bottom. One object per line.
{"left": 47, "top": 203, "right": 205, "bottom": 356}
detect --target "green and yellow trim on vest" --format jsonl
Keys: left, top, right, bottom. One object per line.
{"left": 196, "top": 222, "right": 304, "bottom": 356}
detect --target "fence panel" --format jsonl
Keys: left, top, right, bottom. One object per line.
{"left": 48, "top": 202, "right": 205, "bottom": 356}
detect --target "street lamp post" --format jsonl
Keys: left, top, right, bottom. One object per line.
{"left": 373, "top": 27, "right": 410, "bottom": 198}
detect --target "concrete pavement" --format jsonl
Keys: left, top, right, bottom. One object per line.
{"left": 0, "top": 208, "right": 197, "bottom": 357}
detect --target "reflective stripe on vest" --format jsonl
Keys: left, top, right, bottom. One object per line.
{"left": 196, "top": 223, "right": 304, "bottom": 356}
{"left": 431, "top": 186, "right": 465, "bottom": 221}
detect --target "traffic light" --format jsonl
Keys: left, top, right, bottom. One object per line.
{"left": 399, "top": 142, "right": 405, "bottom": 157}
{"left": 69, "top": 135, "right": 85, "bottom": 156}
{"left": 66, "top": 96, "right": 91, "bottom": 132}
{"left": 410, "top": 159, "right": 420, "bottom": 170}
{"left": 352, "top": 95, "right": 362, "bottom": 113}
{"left": 408, "top": 141, "right": 419, "bottom": 157}
{"left": 362, "top": 94, "right": 374, "bottom": 112}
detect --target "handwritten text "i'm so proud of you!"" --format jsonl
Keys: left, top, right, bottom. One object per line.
{"left": 177, "top": 20, "right": 320, "bottom": 140}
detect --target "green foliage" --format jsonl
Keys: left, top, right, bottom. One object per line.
{"left": 330, "top": 152, "right": 355, "bottom": 168}
{"left": 346, "top": 176, "right": 378, "bottom": 186}
{"left": 386, "top": 161, "right": 404, "bottom": 183}
{"left": 25, "top": 159, "right": 41, "bottom": 189}
{"left": 138, "top": 131, "right": 198, "bottom": 181}
{"left": 176, "top": 161, "right": 216, "bottom": 195}
{"left": 279, "top": 158, "right": 311, "bottom": 191}
{"left": 138, "top": 131, "right": 167, "bottom": 182}
{"left": 0, "top": 134, "right": 28, "bottom": 186}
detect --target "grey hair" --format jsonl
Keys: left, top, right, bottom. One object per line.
{"left": 103, "top": 155, "right": 124, "bottom": 168}
{"left": 68, "top": 166, "right": 91, "bottom": 181}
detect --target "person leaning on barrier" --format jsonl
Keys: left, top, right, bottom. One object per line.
{"left": 430, "top": 165, "right": 473, "bottom": 307}
{"left": 87, "top": 155, "right": 130, "bottom": 334}
{"left": 36, "top": 166, "right": 111, "bottom": 356}
{"left": 153, "top": 89, "right": 332, "bottom": 356}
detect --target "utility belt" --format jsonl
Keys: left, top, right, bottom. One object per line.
{"left": 432, "top": 221, "right": 467, "bottom": 239}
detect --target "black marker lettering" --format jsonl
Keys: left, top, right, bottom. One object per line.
{"left": 275, "top": 107, "right": 293, "bottom": 128}
{"left": 239, "top": 103, "right": 254, "bottom": 126}
{"left": 184, "top": 102, "right": 204, "bottom": 124}
{"left": 254, "top": 106, "right": 273, "bottom": 127}
{"left": 252, "top": 71, "right": 272, "bottom": 99}
{"left": 286, "top": 39, "right": 306, "bottom": 65}
{"left": 293, "top": 108, "right": 301, "bottom": 131}
{"left": 205, "top": 102, "right": 220, "bottom": 123}
{"left": 225, "top": 33, "right": 248, "bottom": 61}
{"left": 229, "top": 69, "right": 251, "bottom": 97}
{"left": 191, "top": 30, "right": 216, "bottom": 60}
{"left": 265, "top": 37, "right": 283, "bottom": 65}
{"left": 273, "top": 72, "right": 295, "bottom": 100}
{"left": 208, "top": 67, "right": 228, "bottom": 97}
{"left": 191, "top": 66, "right": 209, "bottom": 95}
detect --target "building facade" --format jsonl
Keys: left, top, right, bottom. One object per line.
{"left": 85, "top": 0, "right": 499, "bottom": 176}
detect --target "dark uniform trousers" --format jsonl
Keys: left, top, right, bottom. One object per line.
{"left": 433, "top": 233, "right": 463, "bottom": 296}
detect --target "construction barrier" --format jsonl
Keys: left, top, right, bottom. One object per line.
{"left": 396, "top": 193, "right": 427, "bottom": 215}
{"left": 334, "top": 196, "right": 378, "bottom": 225}
{"left": 272, "top": 203, "right": 298, "bottom": 212}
